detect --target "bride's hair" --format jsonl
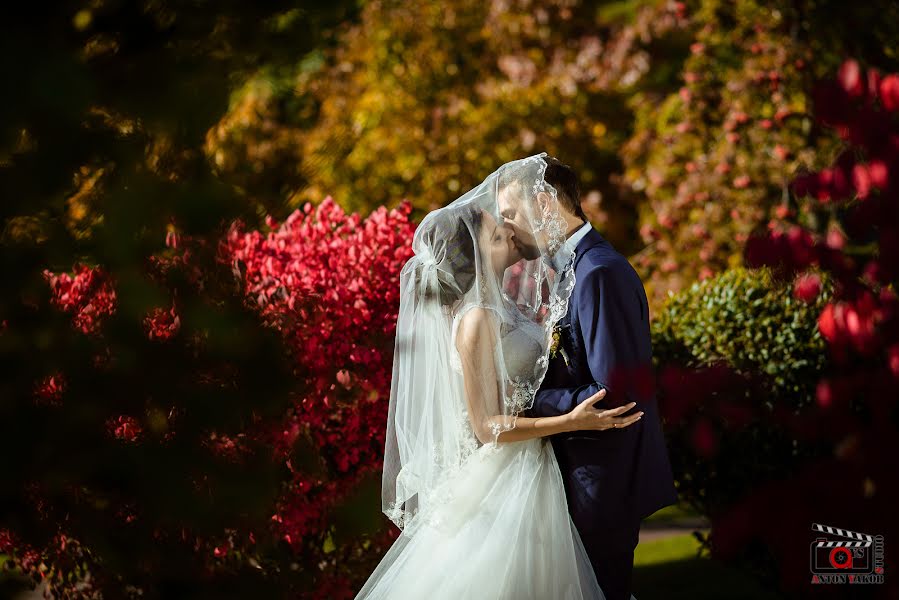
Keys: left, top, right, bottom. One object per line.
{"left": 415, "top": 206, "right": 483, "bottom": 306}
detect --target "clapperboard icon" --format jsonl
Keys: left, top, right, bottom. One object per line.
{"left": 810, "top": 523, "right": 883, "bottom": 576}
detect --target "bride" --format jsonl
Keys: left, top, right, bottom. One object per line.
{"left": 354, "top": 154, "right": 643, "bottom": 600}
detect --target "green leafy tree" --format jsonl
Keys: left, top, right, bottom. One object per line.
{"left": 206, "top": 0, "right": 693, "bottom": 252}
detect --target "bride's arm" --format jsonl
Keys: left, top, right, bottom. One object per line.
{"left": 455, "top": 308, "right": 641, "bottom": 445}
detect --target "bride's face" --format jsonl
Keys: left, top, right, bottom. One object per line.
{"left": 478, "top": 210, "right": 523, "bottom": 272}
{"left": 497, "top": 182, "right": 542, "bottom": 261}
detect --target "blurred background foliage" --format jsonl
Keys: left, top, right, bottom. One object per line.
{"left": 207, "top": 0, "right": 693, "bottom": 256}
{"left": 1, "top": 0, "right": 364, "bottom": 597}
{"left": 651, "top": 266, "right": 834, "bottom": 516}
{"left": 204, "top": 0, "right": 898, "bottom": 307}
{"left": 622, "top": 0, "right": 899, "bottom": 305}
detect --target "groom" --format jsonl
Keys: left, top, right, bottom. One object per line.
{"left": 498, "top": 156, "right": 678, "bottom": 600}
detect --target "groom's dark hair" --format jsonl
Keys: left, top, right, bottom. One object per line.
{"left": 543, "top": 156, "right": 587, "bottom": 221}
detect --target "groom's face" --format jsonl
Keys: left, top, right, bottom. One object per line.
{"left": 497, "top": 183, "right": 541, "bottom": 261}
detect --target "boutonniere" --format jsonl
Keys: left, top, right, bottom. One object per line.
{"left": 549, "top": 323, "right": 571, "bottom": 366}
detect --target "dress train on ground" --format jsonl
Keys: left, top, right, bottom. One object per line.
{"left": 355, "top": 438, "right": 624, "bottom": 600}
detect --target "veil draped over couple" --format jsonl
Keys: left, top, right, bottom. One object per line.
{"left": 355, "top": 153, "right": 678, "bottom": 600}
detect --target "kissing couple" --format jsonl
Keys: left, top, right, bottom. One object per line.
{"left": 355, "top": 153, "right": 678, "bottom": 600}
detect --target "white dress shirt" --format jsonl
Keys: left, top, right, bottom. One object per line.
{"left": 550, "top": 220, "right": 593, "bottom": 272}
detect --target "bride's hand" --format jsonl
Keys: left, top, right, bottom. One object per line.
{"left": 566, "top": 389, "right": 643, "bottom": 432}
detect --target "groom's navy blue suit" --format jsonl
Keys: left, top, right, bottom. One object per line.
{"left": 525, "top": 225, "right": 678, "bottom": 600}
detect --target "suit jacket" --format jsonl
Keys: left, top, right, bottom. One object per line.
{"left": 525, "top": 227, "right": 678, "bottom": 536}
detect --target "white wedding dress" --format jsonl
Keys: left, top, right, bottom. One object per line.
{"left": 355, "top": 313, "right": 619, "bottom": 600}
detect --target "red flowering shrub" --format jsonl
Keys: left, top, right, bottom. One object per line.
{"left": 2, "top": 198, "right": 415, "bottom": 598}
{"left": 220, "top": 196, "right": 415, "bottom": 576}
{"left": 44, "top": 264, "right": 118, "bottom": 335}
{"left": 734, "top": 58, "right": 899, "bottom": 594}
{"left": 655, "top": 58, "right": 899, "bottom": 596}
{"left": 620, "top": 1, "right": 899, "bottom": 311}
{"left": 222, "top": 196, "right": 414, "bottom": 473}
{"left": 652, "top": 266, "right": 832, "bottom": 524}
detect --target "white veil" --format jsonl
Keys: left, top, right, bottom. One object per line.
{"left": 382, "top": 152, "right": 577, "bottom": 533}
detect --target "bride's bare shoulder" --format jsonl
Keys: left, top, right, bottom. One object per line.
{"left": 454, "top": 307, "right": 498, "bottom": 351}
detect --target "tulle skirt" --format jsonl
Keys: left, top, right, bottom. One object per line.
{"left": 354, "top": 438, "right": 610, "bottom": 600}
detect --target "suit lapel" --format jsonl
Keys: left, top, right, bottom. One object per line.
{"left": 572, "top": 227, "right": 606, "bottom": 272}
{"left": 551, "top": 228, "right": 606, "bottom": 369}
{"left": 557, "top": 227, "right": 606, "bottom": 328}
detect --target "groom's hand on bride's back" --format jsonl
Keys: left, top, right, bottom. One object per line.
{"left": 565, "top": 389, "right": 643, "bottom": 432}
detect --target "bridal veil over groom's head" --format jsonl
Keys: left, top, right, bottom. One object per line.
{"left": 497, "top": 155, "right": 587, "bottom": 261}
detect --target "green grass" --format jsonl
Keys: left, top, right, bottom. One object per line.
{"left": 643, "top": 502, "right": 700, "bottom": 524}
{"left": 633, "top": 534, "right": 786, "bottom": 600}
{"left": 635, "top": 532, "right": 704, "bottom": 567}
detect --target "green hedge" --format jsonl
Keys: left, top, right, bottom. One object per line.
{"left": 652, "top": 266, "right": 831, "bottom": 411}
{"left": 650, "top": 266, "right": 833, "bottom": 517}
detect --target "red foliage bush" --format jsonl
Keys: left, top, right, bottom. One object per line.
{"left": 2, "top": 197, "right": 415, "bottom": 598}
{"left": 220, "top": 196, "right": 415, "bottom": 551}
{"left": 721, "top": 58, "right": 899, "bottom": 595}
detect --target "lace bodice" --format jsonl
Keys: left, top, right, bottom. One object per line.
{"left": 497, "top": 316, "right": 545, "bottom": 380}
{"left": 450, "top": 303, "right": 546, "bottom": 388}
